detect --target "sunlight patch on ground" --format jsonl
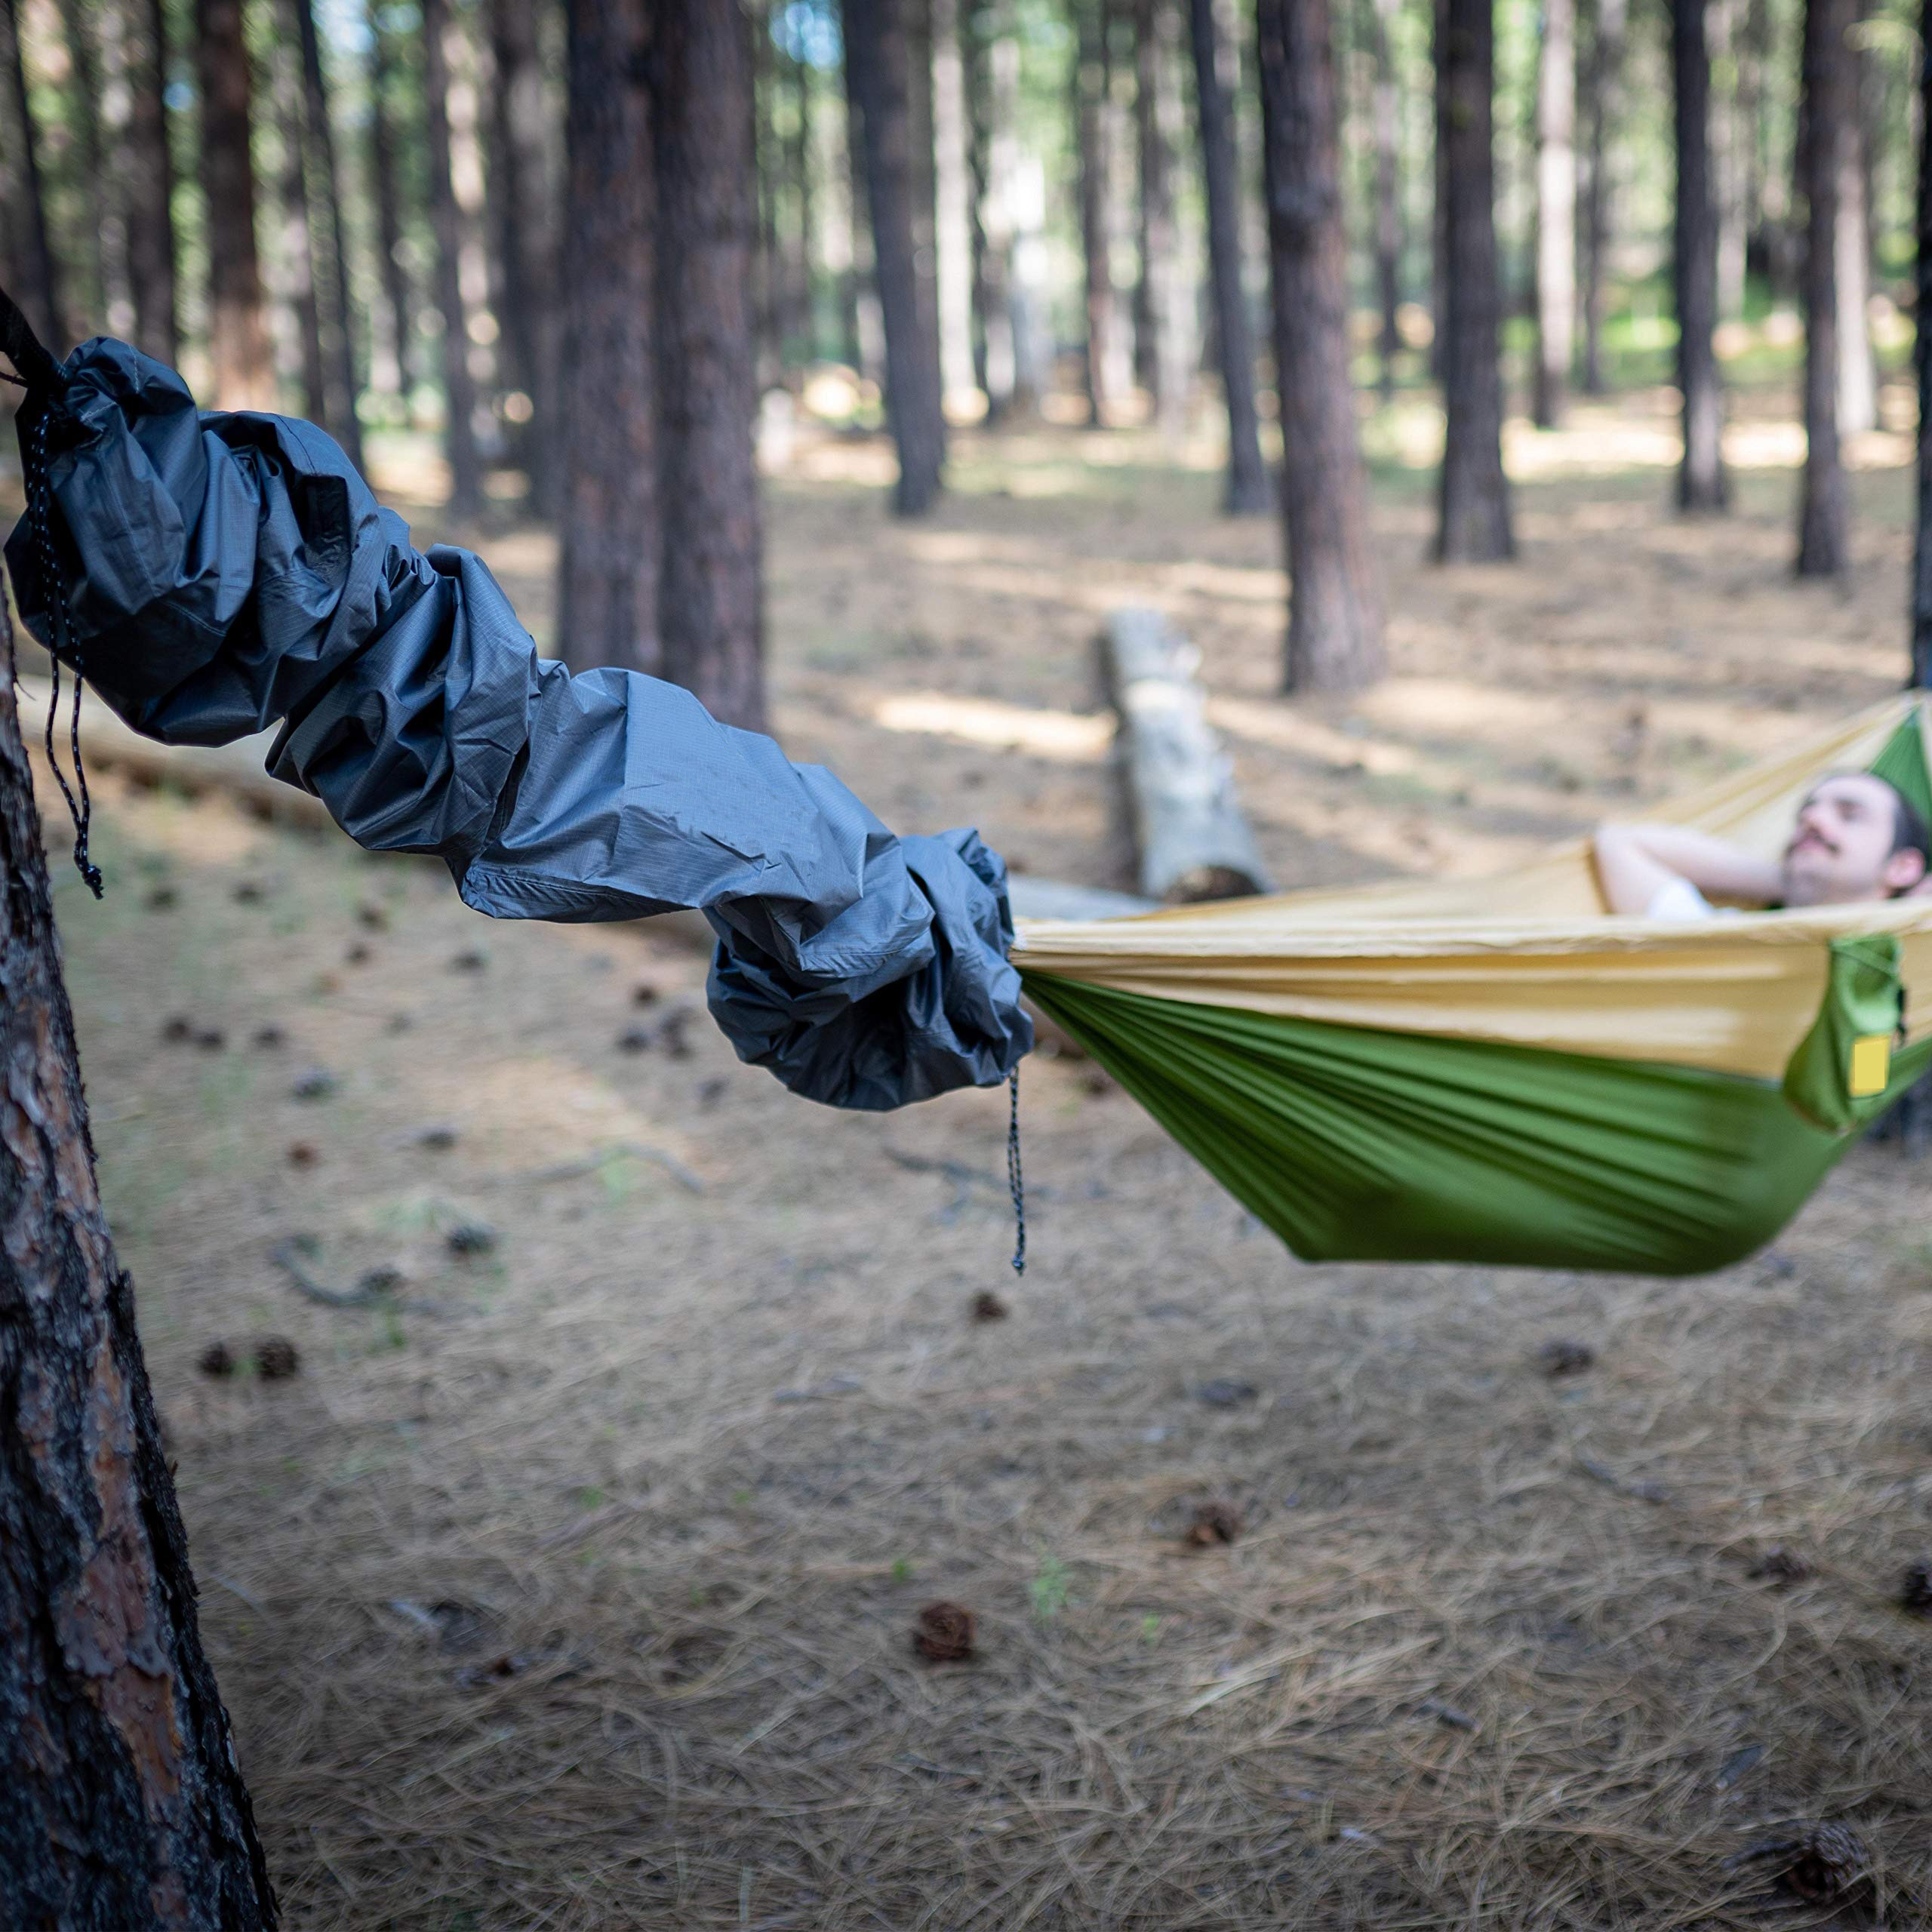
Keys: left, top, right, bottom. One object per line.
{"left": 869, "top": 692, "right": 1115, "bottom": 762}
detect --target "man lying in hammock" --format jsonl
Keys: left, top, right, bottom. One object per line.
{"left": 1595, "top": 773, "right": 1931, "bottom": 918}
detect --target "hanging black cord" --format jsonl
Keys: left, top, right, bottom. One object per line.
{"left": 2, "top": 281, "right": 102, "bottom": 897}
{"left": 1006, "top": 1066, "right": 1026, "bottom": 1276}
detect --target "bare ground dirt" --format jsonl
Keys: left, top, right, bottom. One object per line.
{"left": 27, "top": 377, "right": 1932, "bottom": 1929}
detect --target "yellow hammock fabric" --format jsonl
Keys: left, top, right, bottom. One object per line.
{"left": 1012, "top": 697, "right": 1932, "bottom": 1276}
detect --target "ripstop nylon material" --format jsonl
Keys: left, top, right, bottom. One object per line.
{"left": 1023, "top": 973, "right": 1932, "bottom": 1275}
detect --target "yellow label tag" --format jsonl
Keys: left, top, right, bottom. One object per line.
{"left": 1849, "top": 1033, "right": 1892, "bottom": 1099}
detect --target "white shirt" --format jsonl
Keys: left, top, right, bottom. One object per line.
{"left": 1646, "top": 878, "right": 1741, "bottom": 920}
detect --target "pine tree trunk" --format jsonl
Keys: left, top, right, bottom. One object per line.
{"left": 1370, "top": 0, "right": 1404, "bottom": 403}
{"left": 651, "top": 0, "right": 767, "bottom": 734}
{"left": 125, "top": 0, "right": 180, "bottom": 362}
{"left": 0, "top": 584, "right": 279, "bottom": 1931}
{"left": 1578, "top": 0, "right": 1624, "bottom": 392}
{"left": 967, "top": 8, "right": 1011, "bottom": 412}
{"left": 1, "top": 0, "right": 63, "bottom": 346}
{"left": 1074, "top": 0, "right": 1116, "bottom": 425}
{"left": 845, "top": 0, "right": 946, "bottom": 513}
{"left": 1798, "top": 0, "right": 1853, "bottom": 575}
{"left": 1835, "top": 59, "right": 1878, "bottom": 434}
{"left": 752, "top": 0, "right": 783, "bottom": 386}
{"left": 1913, "top": 0, "right": 1932, "bottom": 687}
{"left": 194, "top": 0, "right": 275, "bottom": 407}
{"left": 1187, "top": 0, "right": 1270, "bottom": 512}
{"left": 1430, "top": 0, "right": 1447, "bottom": 378}
{"left": 1435, "top": 0, "right": 1514, "bottom": 561}
{"left": 1136, "top": 0, "right": 1189, "bottom": 441}
{"left": 1256, "top": 0, "right": 1385, "bottom": 690}
{"left": 366, "top": 0, "right": 416, "bottom": 394}
{"left": 931, "top": 0, "right": 977, "bottom": 410}
{"left": 292, "top": 0, "right": 364, "bottom": 472}
{"left": 489, "top": 0, "right": 558, "bottom": 510}
{"left": 55, "top": 0, "right": 112, "bottom": 336}
{"left": 1674, "top": 0, "right": 1729, "bottom": 509}
{"left": 1532, "top": 0, "right": 1576, "bottom": 427}
{"left": 786, "top": 44, "right": 817, "bottom": 365}
{"left": 420, "top": 0, "right": 482, "bottom": 518}
{"left": 1710, "top": 0, "right": 1746, "bottom": 318}
{"left": 273, "top": 29, "right": 330, "bottom": 428}
{"left": 558, "top": 0, "right": 658, "bottom": 671}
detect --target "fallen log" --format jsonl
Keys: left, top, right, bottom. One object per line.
{"left": 1102, "top": 607, "right": 1271, "bottom": 903}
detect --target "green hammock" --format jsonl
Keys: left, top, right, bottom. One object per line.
{"left": 1015, "top": 700, "right": 1932, "bottom": 1276}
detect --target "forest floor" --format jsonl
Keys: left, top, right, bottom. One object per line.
{"left": 30, "top": 368, "right": 1932, "bottom": 1929}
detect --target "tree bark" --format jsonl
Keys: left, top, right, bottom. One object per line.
{"left": 786, "top": 38, "right": 817, "bottom": 365}
{"left": 845, "top": 0, "right": 946, "bottom": 513}
{"left": 1578, "top": 0, "right": 1625, "bottom": 392}
{"left": 1369, "top": 0, "right": 1404, "bottom": 403}
{"left": 272, "top": 27, "right": 330, "bottom": 429}
{"left": 966, "top": 5, "right": 1017, "bottom": 414}
{"left": 1073, "top": 0, "right": 1116, "bottom": 425}
{"left": 55, "top": 0, "right": 112, "bottom": 335}
{"left": 0, "top": 579, "right": 278, "bottom": 1929}
{"left": 1135, "top": 0, "right": 1190, "bottom": 440}
{"left": 931, "top": 0, "right": 977, "bottom": 410}
{"left": 1798, "top": 0, "right": 1853, "bottom": 576}
{"left": 123, "top": 0, "right": 180, "bottom": 362}
{"left": 0, "top": 0, "right": 63, "bottom": 346}
{"left": 651, "top": 0, "right": 768, "bottom": 734}
{"left": 194, "top": 0, "right": 274, "bottom": 407}
{"left": 488, "top": 0, "right": 559, "bottom": 509}
{"left": 1532, "top": 0, "right": 1575, "bottom": 428}
{"left": 420, "top": 0, "right": 483, "bottom": 518}
{"left": 1913, "top": 0, "right": 1932, "bottom": 686}
{"left": 1434, "top": 0, "right": 1514, "bottom": 561}
{"left": 1710, "top": 0, "right": 1746, "bottom": 319}
{"left": 292, "top": 0, "right": 365, "bottom": 472}
{"left": 1835, "top": 39, "right": 1878, "bottom": 435}
{"left": 1673, "top": 0, "right": 1729, "bottom": 510}
{"left": 365, "top": 0, "right": 416, "bottom": 395}
{"left": 1187, "top": 0, "right": 1270, "bottom": 512}
{"left": 558, "top": 0, "right": 658, "bottom": 670}
{"left": 1256, "top": 0, "right": 1385, "bottom": 691}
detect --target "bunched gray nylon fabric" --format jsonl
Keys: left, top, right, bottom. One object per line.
{"left": 5, "top": 338, "right": 1032, "bottom": 1110}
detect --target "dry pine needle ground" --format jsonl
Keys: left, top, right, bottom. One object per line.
{"left": 38, "top": 397, "right": 1932, "bottom": 1929}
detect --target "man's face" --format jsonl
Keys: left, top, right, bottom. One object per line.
{"left": 1779, "top": 774, "right": 1925, "bottom": 906}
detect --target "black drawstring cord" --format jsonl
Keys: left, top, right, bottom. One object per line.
{"left": 1006, "top": 1066, "right": 1026, "bottom": 1275}
{"left": 24, "top": 401, "right": 103, "bottom": 897}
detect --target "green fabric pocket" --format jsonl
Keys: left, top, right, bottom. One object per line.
{"left": 1783, "top": 934, "right": 1906, "bottom": 1134}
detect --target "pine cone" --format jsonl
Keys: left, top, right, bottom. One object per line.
{"left": 1746, "top": 1823, "right": 1872, "bottom": 1904}
{"left": 1902, "top": 1558, "right": 1932, "bottom": 1617}
{"left": 254, "top": 1336, "right": 301, "bottom": 1381}
{"left": 913, "top": 1601, "right": 976, "bottom": 1663}
{"left": 1537, "top": 1338, "right": 1595, "bottom": 1378}
{"left": 1749, "top": 1546, "right": 1811, "bottom": 1586}
{"left": 198, "top": 1341, "right": 236, "bottom": 1379}
{"left": 1186, "top": 1502, "right": 1242, "bottom": 1548}
{"left": 971, "top": 1291, "right": 1009, "bottom": 1324}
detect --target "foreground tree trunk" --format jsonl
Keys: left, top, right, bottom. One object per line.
{"left": 1579, "top": 0, "right": 1626, "bottom": 393}
{"left": 1256, "top": 0, "right": 1385, "bottom": 690}
{"left": 125, "top": 0, "right": 181, "bottom": 363}
{"left": 194, "top": 0, "right": 275, "bottom": 407}
{"left": 1798, "top": 0, "right": 1853, "bottom": 576}
{"left": 558, "top": 0, "right": 658, "bottom": 671}
{"left": 846, "top": 0, "right": 946, "bottom": 513}
{"left": 0, "top": 586, "right": 278, "bottom": 1928}
{"left": 0, "top": 0, "right": 62, "bottom": 345}
{"left": 420, "top": 0, "right": 482, "bottom": 519}
{"left": 1435, "top": 0, "right": 1514, "bottom": 561}
{"left": 650, "top": 0, "right": 767, "bottom": 734}
{"left": 1673, "top": 0, "right": 1729, "bottom": 510}
{"left": 1532, "top": 0, "right": 1576, "bottom": 428}
{"left": 1912, "top": 0, "right": 1932, "bottom": 685}
{"left": 1187, "top": 0, "right": 1270, "bottom": 512}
